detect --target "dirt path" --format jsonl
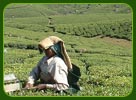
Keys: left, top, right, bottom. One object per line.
{"left": 96, "top": 36, "right": 132, "bottom": 48}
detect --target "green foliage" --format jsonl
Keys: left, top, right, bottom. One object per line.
{"left": 3, "top": 4, "right": 132, "bottom": 96}
{"left": 4, "top": 29, "right": 132, "bottom": 96}
{"left": 55, "top": 19, "right": 132, "bottom": 40}
{"left": 4, "top": 4, "right": 131, "bottom": 18}
{"left": 5, "top": 23, "right": 49, "bottom": 32}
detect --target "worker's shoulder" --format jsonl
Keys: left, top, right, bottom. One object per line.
{"left": 53, "top": 56, "right": 63, "bottom": 61}
{"left": 53, "top": 56, "right": 65, "bottom": 64}
{"left": 53, "top": 56, "right": 68, "bottom": 69}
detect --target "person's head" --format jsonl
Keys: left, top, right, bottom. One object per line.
{"left": 39, "top": 42, "right": 62, "bottom": 58}
{"left": 38, "top": 36, "right": 72, "bottom": 70}
{"left": 44, "top": 47, "right": 56, "bottom": 58}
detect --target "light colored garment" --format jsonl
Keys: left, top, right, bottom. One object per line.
{"left": 27, "top": 55, "right": 69, "bottom": 91}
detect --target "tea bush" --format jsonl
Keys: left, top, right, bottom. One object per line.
{"left": 4, "top": 30, "right": 132, "bottom": 96}
{"left": 3, "top": 12, "right": 132, "bottom": 96}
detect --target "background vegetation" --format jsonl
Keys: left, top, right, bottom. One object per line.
{"left": 4, "top": 4, "right": 132, "bottom": 96}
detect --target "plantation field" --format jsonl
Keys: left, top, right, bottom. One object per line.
{"left": 4, "top": 27, "right": 132, "bottom": 96}
{"left": 3, "top": 4, "right": 132, "bottom": 97}
{"left": 5, "top": 13, "right": 132, "bottom": 41}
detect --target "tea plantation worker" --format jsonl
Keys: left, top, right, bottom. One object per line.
{"left": 25, "top": 36, "right": 73, "bottom": 92}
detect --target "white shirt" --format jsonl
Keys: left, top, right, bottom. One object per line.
{"left": 27, "top": 55, "right": 69, "bottom": 91}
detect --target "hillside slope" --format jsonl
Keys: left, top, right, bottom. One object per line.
{"left": 4, "top": 4, "right": 131, "bottom": 18}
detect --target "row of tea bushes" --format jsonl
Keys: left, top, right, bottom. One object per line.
{"left": 55, "top": 19, "right": 132, "bottom": 40}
